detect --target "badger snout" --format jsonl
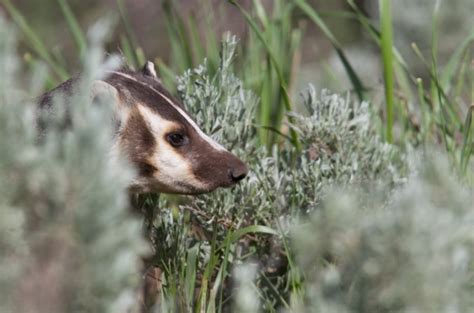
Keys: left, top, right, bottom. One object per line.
{"left": 189, "top": 149, "right": 249, "bottom": 193}
{"left": 217, "top": 151, "right": 248, "bottom": 188}
{"left": 229, "top": 159, "right": 248, "bottom": 183}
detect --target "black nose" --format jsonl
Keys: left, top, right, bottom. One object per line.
{"left": 230, "top": 163, "right": 248, "bottom": 182}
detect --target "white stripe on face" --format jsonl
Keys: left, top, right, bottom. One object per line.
{"left": 137, "top": 105, "right": 209, "bottom": 192}
{"left": 109, "top": 71, "right": 227, "bottom": 152}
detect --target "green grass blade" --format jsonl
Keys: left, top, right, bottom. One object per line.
{"left": 184, "top": 244, "right": 199, "bottom": 310}
{"left": 412, "top": 43, "right": 462, "bottom": 129}
{"left": 430, "top": 0, "right": 441, "bottom": 117}
{"left": 253, "top": 0, "right": 269, "bottom": 27}
{"left": 347, "top": 0, "right": 412, "bottom": 83}
{"left": 202, "top": 0, "right": 220, "bottom": 75}
{"left": 229, "top": 0, "right": 301, "bottom": 151}
{"left": 440, "top": 31, "right": 474, "bottom": 92}
{"left": 206, "top": 265, "right": 224, "bottom": 313}
{"left": 454, "top": 52, "right": 469, "bottom": 97}
{"left": 260, "top": 125, "right": 294, "bottom": 143}
{"left": 217, "top": 231, "right": 234, "bottom": 313}
{"left": 2, "top": 0, "right": 68, "bottom": 80}
{"left": 135, "top": 46, "right": 146, "bottom": 66}
{"left": 269, "top": 2, "right": 295, "bottom": 140}
{"left": 460, "top": 105, "right": 473, "bottom": 174}
{"left": 156, "top": 58, "right": 177, "bottom": 89}
{"left": 259, "top": 59, "right": 274, "bottom": 146}
{"left": 119, "top": 35, "right": 136, "bottom": 68}
{"left": 413, "top": 41, "right": 453, "bottom": 155}
{"left": 57, "top": 0, "right": 87, "bottom": 57}
{"left": 197, "top": 223, "right": 220, "bottom": 312}
{"left": 162, "top": 0, "right": 195, "bottom": 72}
{"left": 229, "top": 225, "right": 279, "bottom": 244}
{"left": 116, "top": 0, "right": 141, "bottom": 67}
{"left": 173, "top": 7, "right": 196, "bottom": 67}
{"left": 187, "top": 14, "right": 206, "bottom": 66}
{"left": 416, "top": 78, "right": 430, "bottom": 139}
{"left": 379, "top": 0, "right": 395, "bottom": 143}
{"left": 295, "top": 0, "right": 365, "bottom": 101}
{"left": 274, "top": 216, "right": 304, "bottom": 303}
{"left": 431, "top": 0, "right": 441, "bottom": 65}
{"left": 348, "top": 0, "right": 469, "bottom": 146}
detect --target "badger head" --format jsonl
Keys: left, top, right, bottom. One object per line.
{"left": 92, "top": 61, "right": 248, "bottom": 194}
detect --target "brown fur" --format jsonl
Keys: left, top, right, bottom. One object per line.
{"left": 36, "top": 62, "right": 248, "bottom": 313}
{"left": 37, "top": 65, "right": 248, "bottom": 194}
{"left": 120, "top": 107, "right": 157, "bottom": 177}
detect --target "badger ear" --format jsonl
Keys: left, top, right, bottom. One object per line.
{"left": 90, "top": 80, "right": 119, "bottom": 104}
{"left": 142, "top": 61, "right": 159, "bottom": 80}
{"left": 91, "top": 80, "right": 129, "bottom": 131}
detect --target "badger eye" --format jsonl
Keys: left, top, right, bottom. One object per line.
{"left": 166, "top": 132, "right": 188, "bottom": 147}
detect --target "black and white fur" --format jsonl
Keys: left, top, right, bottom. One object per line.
{"left": 39, "top": 61, "right": 248, "bottom": 194}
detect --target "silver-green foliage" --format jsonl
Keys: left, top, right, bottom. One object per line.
{"left": 0, "top": 16, "right": 35, "bottom": 311}
{"left": 177, "top": 34, "right": 258, "bottom": 153}
{"left": 176, "top": 36, "right": 405, "bottom": 225}
{"left": 293, "top": 155, "right": 474, "bottom": 313}
{"left": 154, "top": 34, "right": 409, "bottom": 310}
{"left": 175, "top": 34, "right": 267, "bottom": 222}
{"left": 0, "top": 17, "right": 146, "bottom": 313}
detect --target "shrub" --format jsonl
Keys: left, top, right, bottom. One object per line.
{"left": 0, "top": 17, "right": 146, "bottom": 313}
{"left": 151, "top": 35, "right": 408, "bottom": 311}
{"left": 292, "top": 155, "right": 474, "bottom": 313}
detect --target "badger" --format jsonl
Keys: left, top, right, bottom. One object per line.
{"left": 37, "top": 61, "right": 249, "bottom": 311}
{"left": 38, "top": 61, "right": 248, "bottom": 195}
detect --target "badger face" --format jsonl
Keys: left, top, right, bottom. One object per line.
{"left": 101, "top": 62, "right": 248, "bottom": 194}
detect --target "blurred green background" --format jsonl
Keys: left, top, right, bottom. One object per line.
{"left": 4, "top": 0, "right": 472, "bottom": 90}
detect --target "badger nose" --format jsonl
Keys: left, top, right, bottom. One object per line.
{"left": 230, "top": 162, "right": 248, "bottom": 183}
